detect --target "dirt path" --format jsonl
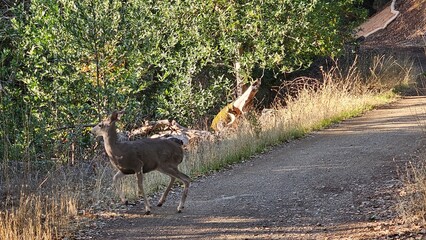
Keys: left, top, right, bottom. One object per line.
{"left": 89, "top": 97, "right": 426, "bottom": 240}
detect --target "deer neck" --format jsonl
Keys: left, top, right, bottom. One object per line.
{"left": 103, "top": 124, "right": 119, "bottom": 158}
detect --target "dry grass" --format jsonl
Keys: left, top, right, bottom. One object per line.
{"left": 0, "top": 192, "right": 77, "bottom": 239}
{"left": 357, "top": 54, "right": 416, "bottom": 91}
{"left": 0, "top": 158, "right": 113, "bottom": 239}
{"left": 0, "top": 54, "right": 417, "bottom": 239}
{"left": 398, "top": 160, "right": 426, "bottom": 224}
{"left": 395, "top": 46, "right": 426, "bottom": 226}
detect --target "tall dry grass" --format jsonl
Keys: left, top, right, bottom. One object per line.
{"left": 0, "top": 192, "right": 77, "bottom": 239}
{"left": 0, "top": 54, "right": 417, "bottom": 239}
{"left": 398, "top": 160, "right": 426, "bottom": 224}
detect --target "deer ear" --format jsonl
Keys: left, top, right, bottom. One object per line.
{"left": 117, "top": 110, "right": 125, "bottom": 120}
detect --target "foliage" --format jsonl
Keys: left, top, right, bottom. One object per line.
{"left": 0, "top": 0, "right": 366, "bottom": 163}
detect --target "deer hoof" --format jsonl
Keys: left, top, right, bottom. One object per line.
{"left": 145, "top": 210, "right": 151, "bottom": 215}
{"left": 157, "top": 203, "right": 163, "bottom": 207}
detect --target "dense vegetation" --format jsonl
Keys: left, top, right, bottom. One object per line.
{"left": 1, "top": 0, "right": 366, "bottom": 163}
{"left": 4, "top": 1, "right": 421, "bottom": 239}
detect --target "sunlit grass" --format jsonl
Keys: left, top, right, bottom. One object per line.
{"left": 398, "top": 160, "right": 426, "bottom": 224}
{"left": 0, "top": 190, "right": 78, "bottom": 239}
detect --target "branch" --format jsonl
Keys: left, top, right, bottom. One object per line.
{"left": 50, "top": 124, "right": 97, "bottom": 133}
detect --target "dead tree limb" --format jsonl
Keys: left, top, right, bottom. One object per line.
{"left": 210, "top": 79, "right": 261, "bottom": 131}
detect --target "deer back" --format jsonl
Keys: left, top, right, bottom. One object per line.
{"left": 110, "top": 138, "right": 184, "bottom": 174}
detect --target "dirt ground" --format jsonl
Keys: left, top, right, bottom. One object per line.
{"left": 356, "top": 1, "right": 397, "bottom": 39}
{"left": 362, "top": 0, "right": 426, "bottom": 47}
{"left": 77, "top": 97, "right": 426, "bottom": 239}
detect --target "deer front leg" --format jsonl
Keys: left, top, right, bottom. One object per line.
{"left": 136, "top": 171, "right": 152, "bottom": 215}
{"left": 113, "top": 171, "right": 127, "bottom": 204}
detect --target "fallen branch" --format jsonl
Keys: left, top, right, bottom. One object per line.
{"left": 211, "top": 79, "right": 261, "bottom": 131}
{"left": 127, "top": 119, "right": 214, "bottom": 148}
{"left": 50, "top": 124, "right": 97, "bottom": 133}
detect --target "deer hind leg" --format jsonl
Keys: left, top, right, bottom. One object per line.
{"left": 159, "top": 168, "right": 191, "bottom": 213}
{"left": 176, "top": 172, "right": 191, "bottom": 213}
{"left": 113, "top": 171, "right": 126, "bottom": 204}
{"left": 157, "top": 177, "right": 175, "bottom": 207}
{"left": 136, "top": 171, "right": 152, "bottom": 215}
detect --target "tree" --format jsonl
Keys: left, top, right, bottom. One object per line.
{"left": 1, "top": 0, "right": 366, "bottom": 162}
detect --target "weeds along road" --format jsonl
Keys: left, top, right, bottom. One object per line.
{"left": 92, "top": 96, "right": 426, "bottom": 240}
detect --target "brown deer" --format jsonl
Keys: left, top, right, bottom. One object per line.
{"left": 91, "top": 111, "right": 190, "bottom": 214}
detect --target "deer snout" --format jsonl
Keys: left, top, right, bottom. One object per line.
{"left": 91, "top": 125, "right": 103, "bottom": 137}
{"left": 91, "top": 126, "right": 98, "bottom": 135}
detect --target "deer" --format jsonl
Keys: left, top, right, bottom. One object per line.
{"left": 91, "top": 110, "right": 191, "bottom": 214}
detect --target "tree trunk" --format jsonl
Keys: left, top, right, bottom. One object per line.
{"left": 234, "top": 44, "right": 244, "bottom": 98}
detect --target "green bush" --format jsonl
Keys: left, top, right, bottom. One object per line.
{"left": 0, "top": 0, "right": 366, "bottom": 163}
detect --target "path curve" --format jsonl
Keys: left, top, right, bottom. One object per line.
{"left": 91, "top": 97, "right": 426, "bottom": 239}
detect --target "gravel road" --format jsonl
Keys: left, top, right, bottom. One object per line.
{"left": 90, "top": 96, "right": 426, "bottom": 240}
